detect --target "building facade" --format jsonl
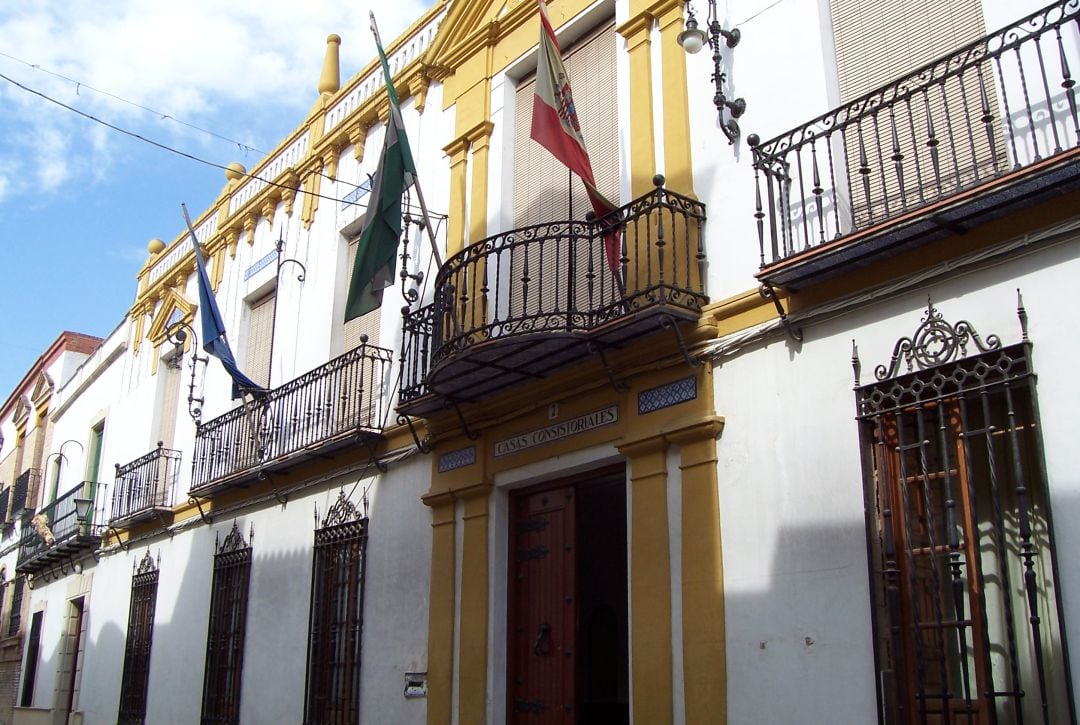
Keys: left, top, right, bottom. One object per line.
{"left": 2, "top": 0, "right": 1077, "bottom": 723}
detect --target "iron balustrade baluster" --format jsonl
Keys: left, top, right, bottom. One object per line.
{"left": 811, "top": 137, "right": 826, "bottom": 245}
{"left": 1057, "top": 25, "right": 1080, "bottom": 143}
{"left": 958, "top": 67, "right": 981, "bottom": 186}
{"left": 939, "top": 79, "right": 963, "bottom": 198}
{"left": 1034, "top": 31, "right": 1063, "bottom": 154}
{"left": 904, "top": 94, "right": 927, "bottom": 206}
{"left": 889, "top": 106, "right": 907, "bottom": 211}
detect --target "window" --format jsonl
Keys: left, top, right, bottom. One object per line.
{"left": 118, "top": 551, "right": 159, "bottom": 725}
{"left": 20, "top": 610, "right": 42, "bottom": 707}
{"left": 343, "top": 238, "right": 381, "bottom": 352}
{"left": 201, "top": 523, "right": 253, "bottom": 725}
{"left": 513, "top": 20, "right": 619, "bottom": 228}
{"left": 304, "top": 492, "right": 369, "bottom": 725}
{"left": 856, "top": 302, "right": 1072, "bottom": 724}
{"left": 86, "top": 422, "right": 105, "bottom": 485}
{"left": 8, "top": 575, "right": 24, "bottom": 637}
{"left": 244, "top": 292, "right": 276, "bottom": 389}
{"left": 0, "top": 487, "right": 8, "bottom": 523}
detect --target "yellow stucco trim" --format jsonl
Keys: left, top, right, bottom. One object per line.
{"left": 444, "top": 137, "right": 471, "bottom": 255}
{"left": 618, "top": 434, "right": 674, "bottom": 725}
{"left": 617, "top": 14, "right": 659, "bottom": 196}
{"left": 667, "top": 417, "right": 727, "bottom": 724}
{"left": 465, "top": 121, "right": 495, "bottom": 243}
{"left": 457, "top": 484, "right": 492, "bottom": 725}
{"left": 655, "top": 0, "right": 695, "bottom": 195}
{"left": 424, "top": 493, "right": 456, "bottom": 725}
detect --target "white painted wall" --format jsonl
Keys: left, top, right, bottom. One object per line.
{"left": 716, "top": 233, "right": 1080, "bottom": 722}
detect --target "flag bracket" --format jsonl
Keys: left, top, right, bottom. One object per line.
{"left": 657, "top": 314, "right": 704, "bottom": 370}
{"left": 188, "top": 495, "right": 213, "bottom": 525}
{"left": 759, "top": 284, "right": 804, "bottom": 343}
{"left": 586, "top": 341, "right": 630, "bottom": 393}
{"left": 397, "top": 414, "right": 432, "bottom": 454}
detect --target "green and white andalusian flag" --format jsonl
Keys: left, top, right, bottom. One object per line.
{"left": 344, "top": 14, "right": 418, "bottom": 322}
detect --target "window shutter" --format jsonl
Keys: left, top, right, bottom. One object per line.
{"left": 245, "top": 293, "right": 276, "bottom": 388}
{"left": 343, "top": 239, "right": 382, "bottom": 350}
{"left": 513, "top": 21, "right": 619, "bottom": 229}
{"left": 828, "top": 0, "right": 1002, "bottom": 226}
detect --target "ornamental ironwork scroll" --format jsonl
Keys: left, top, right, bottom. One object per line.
{"left": 874, "top": 297, "right": 1002, "bottom": 380}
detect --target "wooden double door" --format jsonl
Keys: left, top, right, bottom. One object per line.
{"left": 508, "top": 467, "right": 629, "bottom": 724}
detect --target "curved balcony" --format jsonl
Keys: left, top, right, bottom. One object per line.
{"left": 400, "top": 178, "right": 707, "bottom": 414}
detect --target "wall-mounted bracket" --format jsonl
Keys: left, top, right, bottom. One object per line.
{"left": 759, "top": 284, "right": 803, "bottom": 343}
{"left": 657, "top": 314, "right": 703, "bottom": 369}
{"left": 258, "top": 470, "right": 289, "bottom": 507}
{"left": 152, "top": 509, "right": 175, "bottom": 538}
{"left": 360, "top": 436, "right": 388, "bottom": 473}
{"left": 444, "top": 398, "right": 481, "bottom": 441}
{"left": 397, "top": 414, "right": 432, "bottom": 454}
{"left": 188, "top": 495, "right": 213, "bottom": 525}
{"left": 108, "top": 525, "right": 131, "bottom": 552}
{"left": 587, "top": 341, "right": 630, "bottom": 393}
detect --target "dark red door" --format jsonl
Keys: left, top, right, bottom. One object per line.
{"left": 509, "top": 485, "right": 576, "bottom": 723}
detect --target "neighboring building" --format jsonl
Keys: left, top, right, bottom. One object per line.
{"left": 2, "top": 0, "right": 1077, "bottom": 723}
{"left": 0, "top": 331, "right": 101, "bottom": 723}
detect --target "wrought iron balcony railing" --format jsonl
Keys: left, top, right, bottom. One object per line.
{"left": 399, "top": 177, "right": 707, "bottom": 411}
{"left": 12, "top": 468, "right": 40, "bottom": 514}
{"left": 16, "top": 481, "right": 105, "bottom": 574}
{"left": 191, "top": 341, "right": 393, "bottom": 492}
{"left": 750, "top": 0, "right": 1080, "bottom": 288}
{"left": 111, "top": 443, "right": 182, "bottom": 524}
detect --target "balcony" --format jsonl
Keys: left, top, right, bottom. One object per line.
{"left": 750, "top": 0, "right": 1080, "bottom": 290}
{"left": 16, "top": 481, "right": 106, "bottom": 575}
{"left": 12, "top": 468, "right": 40, "bottom": 514}
{"left": 111, "top": 443, "right": 182, "bottom": 526}
{"left": 191, "top": 342, "right": 394, "bottom": 493}
{"left": 398, "top": 178, "right": 708, "bottom": 414}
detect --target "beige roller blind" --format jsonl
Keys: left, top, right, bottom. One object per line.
{"left": 245, "top": 292, "right": 276, "bottom": 388}
{"left": 829, "top": 0, "right": 1003, "bottom": 225}
{"left": 514, "top": 20, "right": 619, "bottom": 228}
{"left": 156, "top": 358, "right": 182, "bottom": 447}
{"left": 343, "top": 239, "right": 382, "bottom": 351}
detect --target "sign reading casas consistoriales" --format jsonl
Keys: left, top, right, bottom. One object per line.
{"left": 494, "top": 406, "right": 618, "bottom": 458}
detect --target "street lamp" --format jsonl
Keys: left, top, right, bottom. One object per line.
{"left": 678, "top": 0, "right": 746, "bottom": 144}
{"left": 73, "top": 496, "right": 93, "bottom": 524}
{"left": 167, "top": 321, "right": 207, "bottom": 424}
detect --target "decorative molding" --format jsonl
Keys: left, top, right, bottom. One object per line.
{"left": 135, "top": 548, "right": 158, "bottom": 575}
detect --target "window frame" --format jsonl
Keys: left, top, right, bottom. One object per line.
{"left": 118, "top": 551, "right": 160, "bottom": 725}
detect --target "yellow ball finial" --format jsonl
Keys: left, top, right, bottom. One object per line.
{"left": 147, "top": 238, "right": 166, "bottom": 255}
{"left": 225, "top": 162, "right": 246, "bottom": 181}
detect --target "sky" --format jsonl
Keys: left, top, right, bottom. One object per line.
{"left": 0, "top": 0, "right": 432, "bottom": 398}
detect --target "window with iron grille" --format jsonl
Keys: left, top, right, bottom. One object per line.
{"left": 20, "top": 610, "right": 42, "bottom": 707}
{"left": 855, "top": 299, "right": 1075, "bottom": 724}
{"left": 8, "top": 576, "right": 24, "bottom": 638}
{"left": 303, "top": 492, "right": 369, "bottom": 725}
{"left": 118, "top": 551, "right": 159, "bottom": 725}
{"left": 0, "top": 487, "right": 9, "bottom": 523}
{"left": 200, "top": 522, "right": 253, "bottom": 725}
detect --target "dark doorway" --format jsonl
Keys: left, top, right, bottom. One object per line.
{"left": 508, "top": 466, "right": 628, "bottom": 724}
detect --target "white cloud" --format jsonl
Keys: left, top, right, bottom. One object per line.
{"left": 0, "top": 0, "right": 432, "bottom": 199}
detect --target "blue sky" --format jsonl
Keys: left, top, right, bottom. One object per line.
{"left": 0, "top": 0, "right": 431, "bottom": 396}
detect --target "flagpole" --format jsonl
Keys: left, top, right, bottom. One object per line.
{"left": 370, "top": 13, "right": 459, "bottom": 334}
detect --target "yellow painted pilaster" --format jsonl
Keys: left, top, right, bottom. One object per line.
{"left": 617, "top": 15, "right": 658, "bottom": 196}
{"left": 617, "top": 435, "right": 673, "bottom": 725}
{"left": 654, "top": 0, "right": 695, "bottom": 194}
{"left": 424, "top": 493, "right": 456, "bottom": 725}
{"left": 444, "top": 138, "right": 470, "bottom": 255}
{"left": 465, "top": 122, "right": 495, "bottom": 242}
{"left": 457, "top": 483, "right": 492, "bottom": 725}
{"left": 668, "top": 417, "right": 727, "bottom": 725}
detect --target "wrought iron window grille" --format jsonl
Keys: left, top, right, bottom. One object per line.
{"left": 853, "top": 293, "right": 1075, "bottom": 724}
{"left": 303, "top": 491, "right": 369, "bottom": 725}
{"left": 118, "top": 550, "right": 160, "bottom": 725}
{"left": 201, "top": 522, "right": 253, "bottom": 725}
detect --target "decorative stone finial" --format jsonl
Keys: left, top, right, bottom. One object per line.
{"left": 147, "top": 238, "right": 166, "bottom": 255}
{"left": 318, "top": 34, "right": 342, "bottom": 95}
{"left": 225, "top": 162, "right": 246, "bottom": 182}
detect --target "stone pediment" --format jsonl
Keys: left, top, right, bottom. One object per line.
{"left": 146, "top": 287, "right": 196, "bottom": 348}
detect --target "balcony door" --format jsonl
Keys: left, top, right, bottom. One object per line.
{"left": 507, "top": 466, "right": 628, "bottom": 724}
